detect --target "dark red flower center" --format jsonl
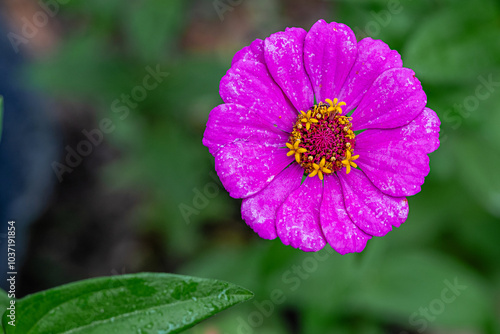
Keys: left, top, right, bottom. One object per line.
{"left": 286, "top": 99, "right": 359, "bottom": 179}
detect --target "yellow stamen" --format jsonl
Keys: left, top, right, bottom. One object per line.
{"left": 341, "top": 150, "right": 359, "bottom": 174}
{"left": 338, "top": 116, "right": 353, "bottom": 125}
{"left": 308, "top": 157, "right": 333, "bottom": 180}
{"left": 286, "top": 140, "right": 307, "bottom": 163}
{"left": 326, "top": 98, "right": 347, "bottom": 115}
{"left": 300, "top": 110, "right": 319, "bottom": 131}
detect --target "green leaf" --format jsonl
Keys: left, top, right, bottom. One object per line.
{"left": 0, "top": 289, "right": 9, "bottom": 309}
{"left": 0, "top": 288, "right": 10, "bottom": 334}
{"left": 2, "top": 273, "right": 253, "bottom": 334}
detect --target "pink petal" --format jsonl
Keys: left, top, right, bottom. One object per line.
{"left": 231, "top": 38, "right": 266, "bottom": 66}
{"left": 338, "top": 169, "right": 409, "bottom": 237}
{"left": 355, "top": 108, "right": 441, "bottom": 197}
{"left": 264, "top": 27, "right": 314, "bottom": 112}
{"left": 339, "top": 37, "right": 402, "bottom": 112}
{"left": 215, "top": 142, "right": 292, "bottom": 199}
{"left": 351, "top": 68, "right": 427, "bottom": 130}
{"left": 203, "top": 103, "right": 288, "bottom": 155}
{"left": 276, "top": 177, "right": 326, "bottom": 252}
{"left": 304, "top": 20, "right": 358, "bottom": 102}
{"left": 241, "top": 164, "right": 304, "bottom": 240}
{"left": 220, "top": 59, "right": 297, "bottom": 132}
{"left": 320, "top": 175, "right": 372, "bottom": 255}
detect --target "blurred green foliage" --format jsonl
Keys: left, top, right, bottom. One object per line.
{"left": 26, "top": 0, "right": 500, "bottom": 333}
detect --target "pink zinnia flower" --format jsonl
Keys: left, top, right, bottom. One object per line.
{"left": 203, "top": 20, "right": 440, "bottom": 254}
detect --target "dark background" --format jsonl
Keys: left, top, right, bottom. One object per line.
{"left": 0, "top": 0, "right": 499, "bottom": 333}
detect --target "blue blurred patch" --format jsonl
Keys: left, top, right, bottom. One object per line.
{"left": 0, "top": 19, "right": 59, "bottom": 290}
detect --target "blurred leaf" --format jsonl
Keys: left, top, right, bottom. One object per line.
{"left": 0, "top": 288, "right": 9, "bottom": 311}
{"left": 267, "top": 248, "right": 359, "bottom": 313}
{"left": 0, "top": 289, "right": 8, "bottom": 334}
{"left": 162, "top": 56, "right": 227, "bottom": 120}
{"left": 453, "top": 134, "right": 500, "bottom": 218}
{"left": 123, "top": 0, "right": 187, "bottom": 61}
{"left": 181, "top": 245, "right": 267, "bottom": 291}
{"left": 404, "top": 0, "right": 500, "bottom": 83}
{"left": 28, "top": 37, "right": 130, "bottom": 98}
{"left": 303, "top": 309, "right": 386, "bottom": 334}
{"left": 452, "top": 208, "right": 500, "bottom": 274}
{"left": 2, "top": 273, "right": 253, "bottom": 334}
{"left": 351, "top": 250, "right": 493, "bottom": 331}
{"left": 105, "top": 119, "right": 234, "bottom": 254}
{"left": 182, "top": 304, "right": 290, "bottom": 334}
{"left": 337, "top": 0, "right": 433, "bottom": 49}
{"left": 63, "top": 0, "right": 124, "bottom": 27}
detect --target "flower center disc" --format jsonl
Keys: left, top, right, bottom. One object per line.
{"left": 286, "top": 99, "right": 359, "bottom": 179}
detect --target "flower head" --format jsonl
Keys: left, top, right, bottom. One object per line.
{"left": 203, "top": 20, "right": 440, "bottom": 254}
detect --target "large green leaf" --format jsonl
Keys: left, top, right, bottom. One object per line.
{"left": 1, "top": 273, "right": 253, "bottom": 334}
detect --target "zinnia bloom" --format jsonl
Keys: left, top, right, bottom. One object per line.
{"left": 203, "top": 19, "right": 440, "bottom": 254}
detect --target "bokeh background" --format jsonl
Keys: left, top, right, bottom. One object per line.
{"left": 1, "top": 0, "right": 500, "bottom": 333}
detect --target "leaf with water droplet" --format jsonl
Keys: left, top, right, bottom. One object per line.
{"left": 1, "top": 273, "right": 253, "bottom": 333}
